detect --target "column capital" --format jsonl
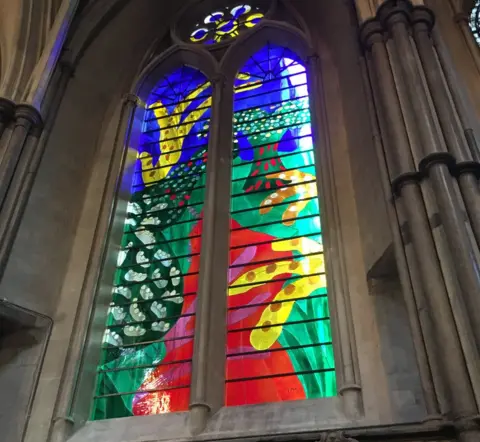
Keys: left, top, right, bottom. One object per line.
{"left": 359, "top": 19, "right": 384, "bottom": 51}
{"left": 377, "top": 0, "right": 413, "bottom": 30}
{"left": 122, "top": 93, "right": 140, "bottom": 106}
{"left": 14, "top": 104, "right": 43, "bottom": 129}
{"left": 212, "top": 73, "right": 227, "bottom": 90}
{"left": 412, "top": 6, "right": 436, "bottom": 32}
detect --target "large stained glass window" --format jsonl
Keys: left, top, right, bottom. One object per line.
{"left": 92, "top": 67, "right": 212, "bottom": 420}
{"left": 190, "top": 4, "right": 264, "bottom": 45}
{"left": 226, "top": 44, "right": 336, "bottom": 406}
{"left": 470, "top": 1, "right": 480, "bottom": 45}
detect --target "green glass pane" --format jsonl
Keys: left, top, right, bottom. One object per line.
{"left": 92, "top": 66, "right": 211, "bottom": 419}
{"left": 226, "top": 44, "right": 336, "bottom": 406}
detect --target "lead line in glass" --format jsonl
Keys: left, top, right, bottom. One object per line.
{"left": 92, "top": 66, "right": 212, "bottom": 420}
{"left": 225, "top": 43, "right": 336, "bottom": 406}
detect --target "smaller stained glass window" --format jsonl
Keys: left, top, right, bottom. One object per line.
{"left": 469, "top": 1, "right": 480, "bottom": 45}
{"left": 190, "top": 4, "right": 264, "bottom": 45}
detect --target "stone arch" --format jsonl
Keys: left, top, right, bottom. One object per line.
{"left": 220, "top": 21, "right": 313, "bottom": 80}
{"left": 132, "top": 44, "right": 218, "bottom": 102}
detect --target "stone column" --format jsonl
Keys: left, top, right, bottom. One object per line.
{"left": 0, "top": 105, "right": 43, "bottom": 210}
{"left": 410, "top": 6, "right": 480, "bottom": 326}
{"left": 0, "top": 62, "right": 73, "bottom": 280}
{"left": 358, "top": 51, "right": 440, "bottom": 418}
{"left": 189, "top": 74, "right": 232, "bottom": 435}
{"left": 360, "top": 1, "right": 480, "bottom": 440}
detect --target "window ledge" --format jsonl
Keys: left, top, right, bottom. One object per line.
{"left": 67, "top": 396, "right": 374, "bottom": 442}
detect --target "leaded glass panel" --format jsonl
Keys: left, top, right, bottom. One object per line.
{"left": 92, "top": 66, "right": 212, "bottom": 420}
{"left": 225, "top": 44, "right": 336, "bottom": 406}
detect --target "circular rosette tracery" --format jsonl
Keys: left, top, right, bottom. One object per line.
{"left": 189, "top": 3, "right": 265, "bottom": 45}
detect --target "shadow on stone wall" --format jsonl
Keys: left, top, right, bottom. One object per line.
{"left": 0, "top": 301, "right": 52, "bottom": 442}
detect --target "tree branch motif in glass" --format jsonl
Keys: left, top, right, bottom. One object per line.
{"left": 92, "top": 67, "right": 212, "bottom": 420}
{"left": 190, "top": 4, "right": 264, "bottom": 45}
{"left": 226, "top": 44, "right": 336, "bottom": 406}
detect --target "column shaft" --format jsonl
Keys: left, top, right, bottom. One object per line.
{"left": 360, "top": 9, "right": 478, "bottom": 427}
{"left": 360, "top": 51, "right": 441, "bottom": 418}
{"left": 382, "top": 2, "right": 480, "bottom": 352}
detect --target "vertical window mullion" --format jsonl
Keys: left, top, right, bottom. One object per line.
{"left": 189, "top": 76, "right": 235, "bottom": 433}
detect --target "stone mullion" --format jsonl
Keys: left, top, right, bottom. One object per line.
{"left": 189, "top": 74, "right": 232, "bottom": 435}
{"left": 360, "top": 15, "right": 477, "bottom": 435}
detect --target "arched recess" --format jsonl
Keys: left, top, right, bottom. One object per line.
{"left": 73, "top": 45, "right": 220, "bottom": 422}
{"left": 220, "top": 21, "right": 313, "bottom": 79}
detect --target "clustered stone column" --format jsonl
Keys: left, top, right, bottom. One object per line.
{"left": 0, "top": 60, "right": 74, "bottom": 284}
{"left": 360, "top": 1, "right": 480, "bottom": 441}
{"left": 0, "top": 99, "right": 43, "bottom": 273}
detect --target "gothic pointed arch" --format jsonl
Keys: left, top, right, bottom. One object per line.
{"left": 133, "top": 45, "right": 218, "bottom": 102}
{"left": 220, "top": 21, "right": 313, "bottom": 79}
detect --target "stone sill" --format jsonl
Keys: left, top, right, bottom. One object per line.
{"left": 68, "top": 396, "right": 364, "bottom": 442}
{"left": 67, "top": 402, "right": 453, "bottom": 442}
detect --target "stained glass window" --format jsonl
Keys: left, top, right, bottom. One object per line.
{"left": 190, "top": 4, "right": 264, "bottom": 45}
{"left": 226, "top": 44, "right": 336, "bottom": 406}
{"left": 92, "top": 67, "right": 212, "bottom": 420}
{"left": 470, "top": 1, "right": 480, "bottom": 45}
